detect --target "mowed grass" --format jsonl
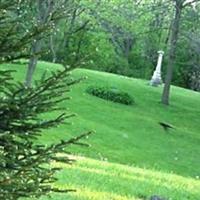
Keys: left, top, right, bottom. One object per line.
{"left": 1, "top": 61, "right": 200, "bottom": 200}
{"left": 40, "top": 156, "right": 200, "bottom": 200}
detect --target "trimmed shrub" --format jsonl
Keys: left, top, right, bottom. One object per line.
{"left": 86, "top": 86, "right": 134, "bottom": 105}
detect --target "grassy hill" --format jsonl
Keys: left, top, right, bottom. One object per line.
{"left": 2, "top": 61, "right": 200, "bottom": 200}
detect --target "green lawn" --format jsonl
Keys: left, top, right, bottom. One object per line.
{"left": 2, "top": 61, "right": 200, "bottom": 200}
{"left": 41, "top": 156, "right": 200, "bottom": 200}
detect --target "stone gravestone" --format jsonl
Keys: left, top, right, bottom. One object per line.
{"left": 150, "top": 195, "right": 166, "bottom": 200}
{"left": 150, "top": 50, "right": 164, "bottom": 86}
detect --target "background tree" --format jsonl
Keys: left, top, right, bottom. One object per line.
{"left": 161, "top": 0, "right": 183, "bottom": 105}
{"left": 161, "top": 0, "right": 200, "bottom": 105}
{"left": 25, "top": 0, "right": 68, "bottom": 87}
{"left": 26, "top": 0, "right": 200, "bottom": 96}
{"left": 18, "top": 0, "right": 200, "bottom": 94}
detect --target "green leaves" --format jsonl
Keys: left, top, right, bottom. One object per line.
{"left": 86, "top": 85, "right": 134, "bottom": 105}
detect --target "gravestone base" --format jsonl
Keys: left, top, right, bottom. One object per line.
{"left": 150, "top": 72, "right": 163, "bottom": 86}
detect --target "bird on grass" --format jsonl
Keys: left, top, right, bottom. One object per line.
{"left": 159, "top": 122, "right": 174, "bottom": 132}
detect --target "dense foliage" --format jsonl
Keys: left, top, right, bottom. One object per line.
{"left": 37, "top": 0, "right": 200, "bottom": 91}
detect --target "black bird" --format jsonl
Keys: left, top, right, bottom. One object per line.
{"left": 159, "top": 122, "right": 174, "bottom": 132}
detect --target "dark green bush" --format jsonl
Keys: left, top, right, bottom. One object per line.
{"left": 86, "top": 86, "right": 134, "bottom": 105}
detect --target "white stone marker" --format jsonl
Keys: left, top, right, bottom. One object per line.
{"left": 150, "top": 50, "right": 164, "bottom": 86}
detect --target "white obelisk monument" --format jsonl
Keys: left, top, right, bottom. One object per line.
{"left": 150, "top": 50, "right": 164, "bottom": 86}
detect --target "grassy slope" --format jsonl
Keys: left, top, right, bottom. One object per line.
{"left": 2, "top": 61, "right": 200, "bottom": 200}
{"left": 41, "top": 156, "right": 200, "bottom": 200}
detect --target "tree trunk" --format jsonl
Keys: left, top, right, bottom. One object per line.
{"left": 25, "top": 0, "right": 54, "bottom": 87}
{"left": 50, "top": 35, "right": 57, "bottom": 63}
{"left": 161, "top": 2, "right": 182, "bottom": 105}
{"left": 25, "top": 40, "right": 41, "bottom": 87}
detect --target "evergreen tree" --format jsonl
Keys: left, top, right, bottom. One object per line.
{"left": 0, "top": 1, "right": 91, "bottom": 199}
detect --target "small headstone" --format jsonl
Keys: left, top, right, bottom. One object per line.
{"left": 150, "top": 195, "right": 166, "bottom": 200}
